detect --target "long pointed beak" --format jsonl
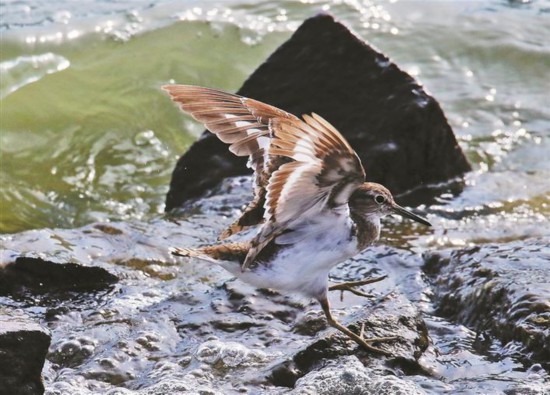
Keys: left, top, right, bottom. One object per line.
{"left": 391, "top": 204, "right": 431, "bottom": 226}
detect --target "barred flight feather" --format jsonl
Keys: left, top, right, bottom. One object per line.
{"left": 163, "top": 85, "right": 366, "bottom": 269}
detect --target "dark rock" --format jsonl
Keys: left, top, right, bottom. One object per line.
{"left": 503, "top": 382, "right": 550, "bottom": 395}
{"left": 0, "top": 257, "right": 118, "bottom": 297}
{"left": 423, "top": 237, "right": 550, "bottom": 369}
{"left": 268, "top": 292, "right": 429, "bottom": 388}
{"left": 0, "top": 308, "right": 51, "bottom": 395}
{"left": 165, "top": 13, "right": 470, "bottom": 211}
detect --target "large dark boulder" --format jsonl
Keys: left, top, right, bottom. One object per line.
{"left": 0, "top": 308, "right": 51, "bottom": 395}
{"left": 165, "top": 13, "right": 470, "bottom": 211}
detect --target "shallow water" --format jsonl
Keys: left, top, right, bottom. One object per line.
{"left": 1, "top": 0, "right": 550, "bottom": 393}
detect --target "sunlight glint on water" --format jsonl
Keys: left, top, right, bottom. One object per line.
{"left": 1, "top": 0, "right": 549, "bottom": 249}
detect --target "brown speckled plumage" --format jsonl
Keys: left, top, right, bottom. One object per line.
{"left": 165, "top": 85, "right": 431, "bottom": 355}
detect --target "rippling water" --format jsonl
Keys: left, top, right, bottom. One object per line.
{"left": 2, "top": 0, "right": 549, "bottom": 241}
{"left": 1, "top": 1, "right": 550, "bottom": 393}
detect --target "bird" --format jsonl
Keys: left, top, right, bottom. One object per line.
{"left": 163, "top": 84, "right": 431, "bottom": 355}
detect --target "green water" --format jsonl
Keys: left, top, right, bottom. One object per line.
{"left": 1, "top": 0, "right": 550, "bottom": 243}
{"left": 1, "top": 20, "right": 286, "bottom": 232}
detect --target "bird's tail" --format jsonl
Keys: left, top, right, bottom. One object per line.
{"left": 171, "top": 247, "right": 217, "bottom": 264}
{"left": 171, "top": 247, "right": 199, "bottom": 258}
{"left": 171, "top": 242, "right": 249, "bottom": 266}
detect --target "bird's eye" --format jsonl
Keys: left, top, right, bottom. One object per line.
{"left": 374, "top": 195, "right": 385, "bottom": 204}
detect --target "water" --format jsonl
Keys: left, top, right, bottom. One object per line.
{"left": 1, "top": 0, "right": 549, "bottom": 237}
{"left": 1, "top": 0, "right": 550, "bottom": 393}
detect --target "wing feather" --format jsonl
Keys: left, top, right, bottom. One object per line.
{"left": 163, "top": 85, "right": 366, "bottom": 270}
{"left": 164, "top": 84, "right": 297, "bottom": 239}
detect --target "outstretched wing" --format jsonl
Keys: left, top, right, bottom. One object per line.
{"left": 163, "top": 84, "right": 297, "bottom": 238}
{"left": 163, "top": 85, "right": 365, "bottom": 269}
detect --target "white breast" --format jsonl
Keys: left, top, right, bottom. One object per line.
{"left": 233, "top": 210, "right": 359, "bottom": 299}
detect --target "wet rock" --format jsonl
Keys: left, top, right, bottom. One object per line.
{"left": 165, "top": 13, "right": 471, "bottom": 211}
{"left": 0, "top": 256, "right": 118, "bottom": 297}
{"left": 269, "top": 292, "right": 429, "bottom": 387}
{"left": 135, "top": 375, "right": 222, "bottom": 395}
{"left": 504, "top": 381, "right": 550, "bottom": 395}
{"left": 194, "top": 339, "right": 268, "bottom": 368}
{"left": 290, "top": 356, "right": 426, "bottom": 395}
{"left": 423, "top": 237, "right": 550, "bottom": 368}
{"left": 48, "top": 336, "right": 97, "bottom": 368}
{"left": 0, "top": 308, "right": 51, "bottom": 395}
{"left": 6, "top": 174, "right": 547, "bottom": 392}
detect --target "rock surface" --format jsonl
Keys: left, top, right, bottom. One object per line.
{"left": 269, "top": 292, "right": 429, "bottom": 388}
{"left": 424, "top": 237, "right": 550, "bottom": 368}
{"left": 1, "top": 176, "right": 549, "bottom": 393}
{"left": 289, "top": 355, "right": 427, "bottom": 395}
{"left": 0, "top": 308, "right": 51, "bottom": 395}
{"left": 0, "top": 256, "right": 118, "bottom": 298}
{"left": 165, "top": 13, "right": 471, "bottom": 211}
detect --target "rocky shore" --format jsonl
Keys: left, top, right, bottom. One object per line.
{"left": 1, "top": 177, "right": 548, "bottom": 394}
{"left": 1, "top": 13, "right": 548, "bottom": 395}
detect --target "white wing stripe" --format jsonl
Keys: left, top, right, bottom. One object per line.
{"left": 163, "top": 84, "right": 366, "bottom": 267}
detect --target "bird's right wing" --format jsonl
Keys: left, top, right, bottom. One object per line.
{"left": 163, "top": 84, "right": 297, "bottom": 239}
{"left": 164, "top": 85, "right": 366, "bottom": 270}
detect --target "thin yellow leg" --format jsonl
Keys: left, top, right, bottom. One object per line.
{"left": 318, "top": 295, "right": 396, "bottom": 356}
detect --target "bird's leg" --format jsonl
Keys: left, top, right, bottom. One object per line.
{"left": 329, "top": 275, "right": 387, "bottom": 300}
{"left": 318, "top": 295, "right": 395, "bottom": 356}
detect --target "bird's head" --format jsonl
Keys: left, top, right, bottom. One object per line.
{"left": 349, "top": 182, "right": 431, "bottom": 226}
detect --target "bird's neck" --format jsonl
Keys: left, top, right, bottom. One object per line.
{"left": 350, "top": 210, "right": 381, "bottom": 250}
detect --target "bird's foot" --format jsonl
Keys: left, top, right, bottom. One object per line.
{"left": 329, "top": 275, "right": 387, "bottom": 300}
{"left": 319, "top": 296, "right": 396, "bottom": 356}
{"left": 333, "top": 320, "right": 397, "bottom": 356}
{"left": 356, "top": 322, "right": 397, "bottom": 354}
{"left": 353, "top": 335, "right": 397, "bottom": 356}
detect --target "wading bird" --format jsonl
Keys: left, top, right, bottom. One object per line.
{"left": 164, "top": 85, "right": 431, "bottom": 355}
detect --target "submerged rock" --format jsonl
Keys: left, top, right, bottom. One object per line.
{"left": 0, "top": 308, "right": 51, "bottom": 395}
{"left": 165, "top": 13, "right": 471, "bottom": 211}
{"left": 423, "top": 237, "right": 550, "bottom": 369}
